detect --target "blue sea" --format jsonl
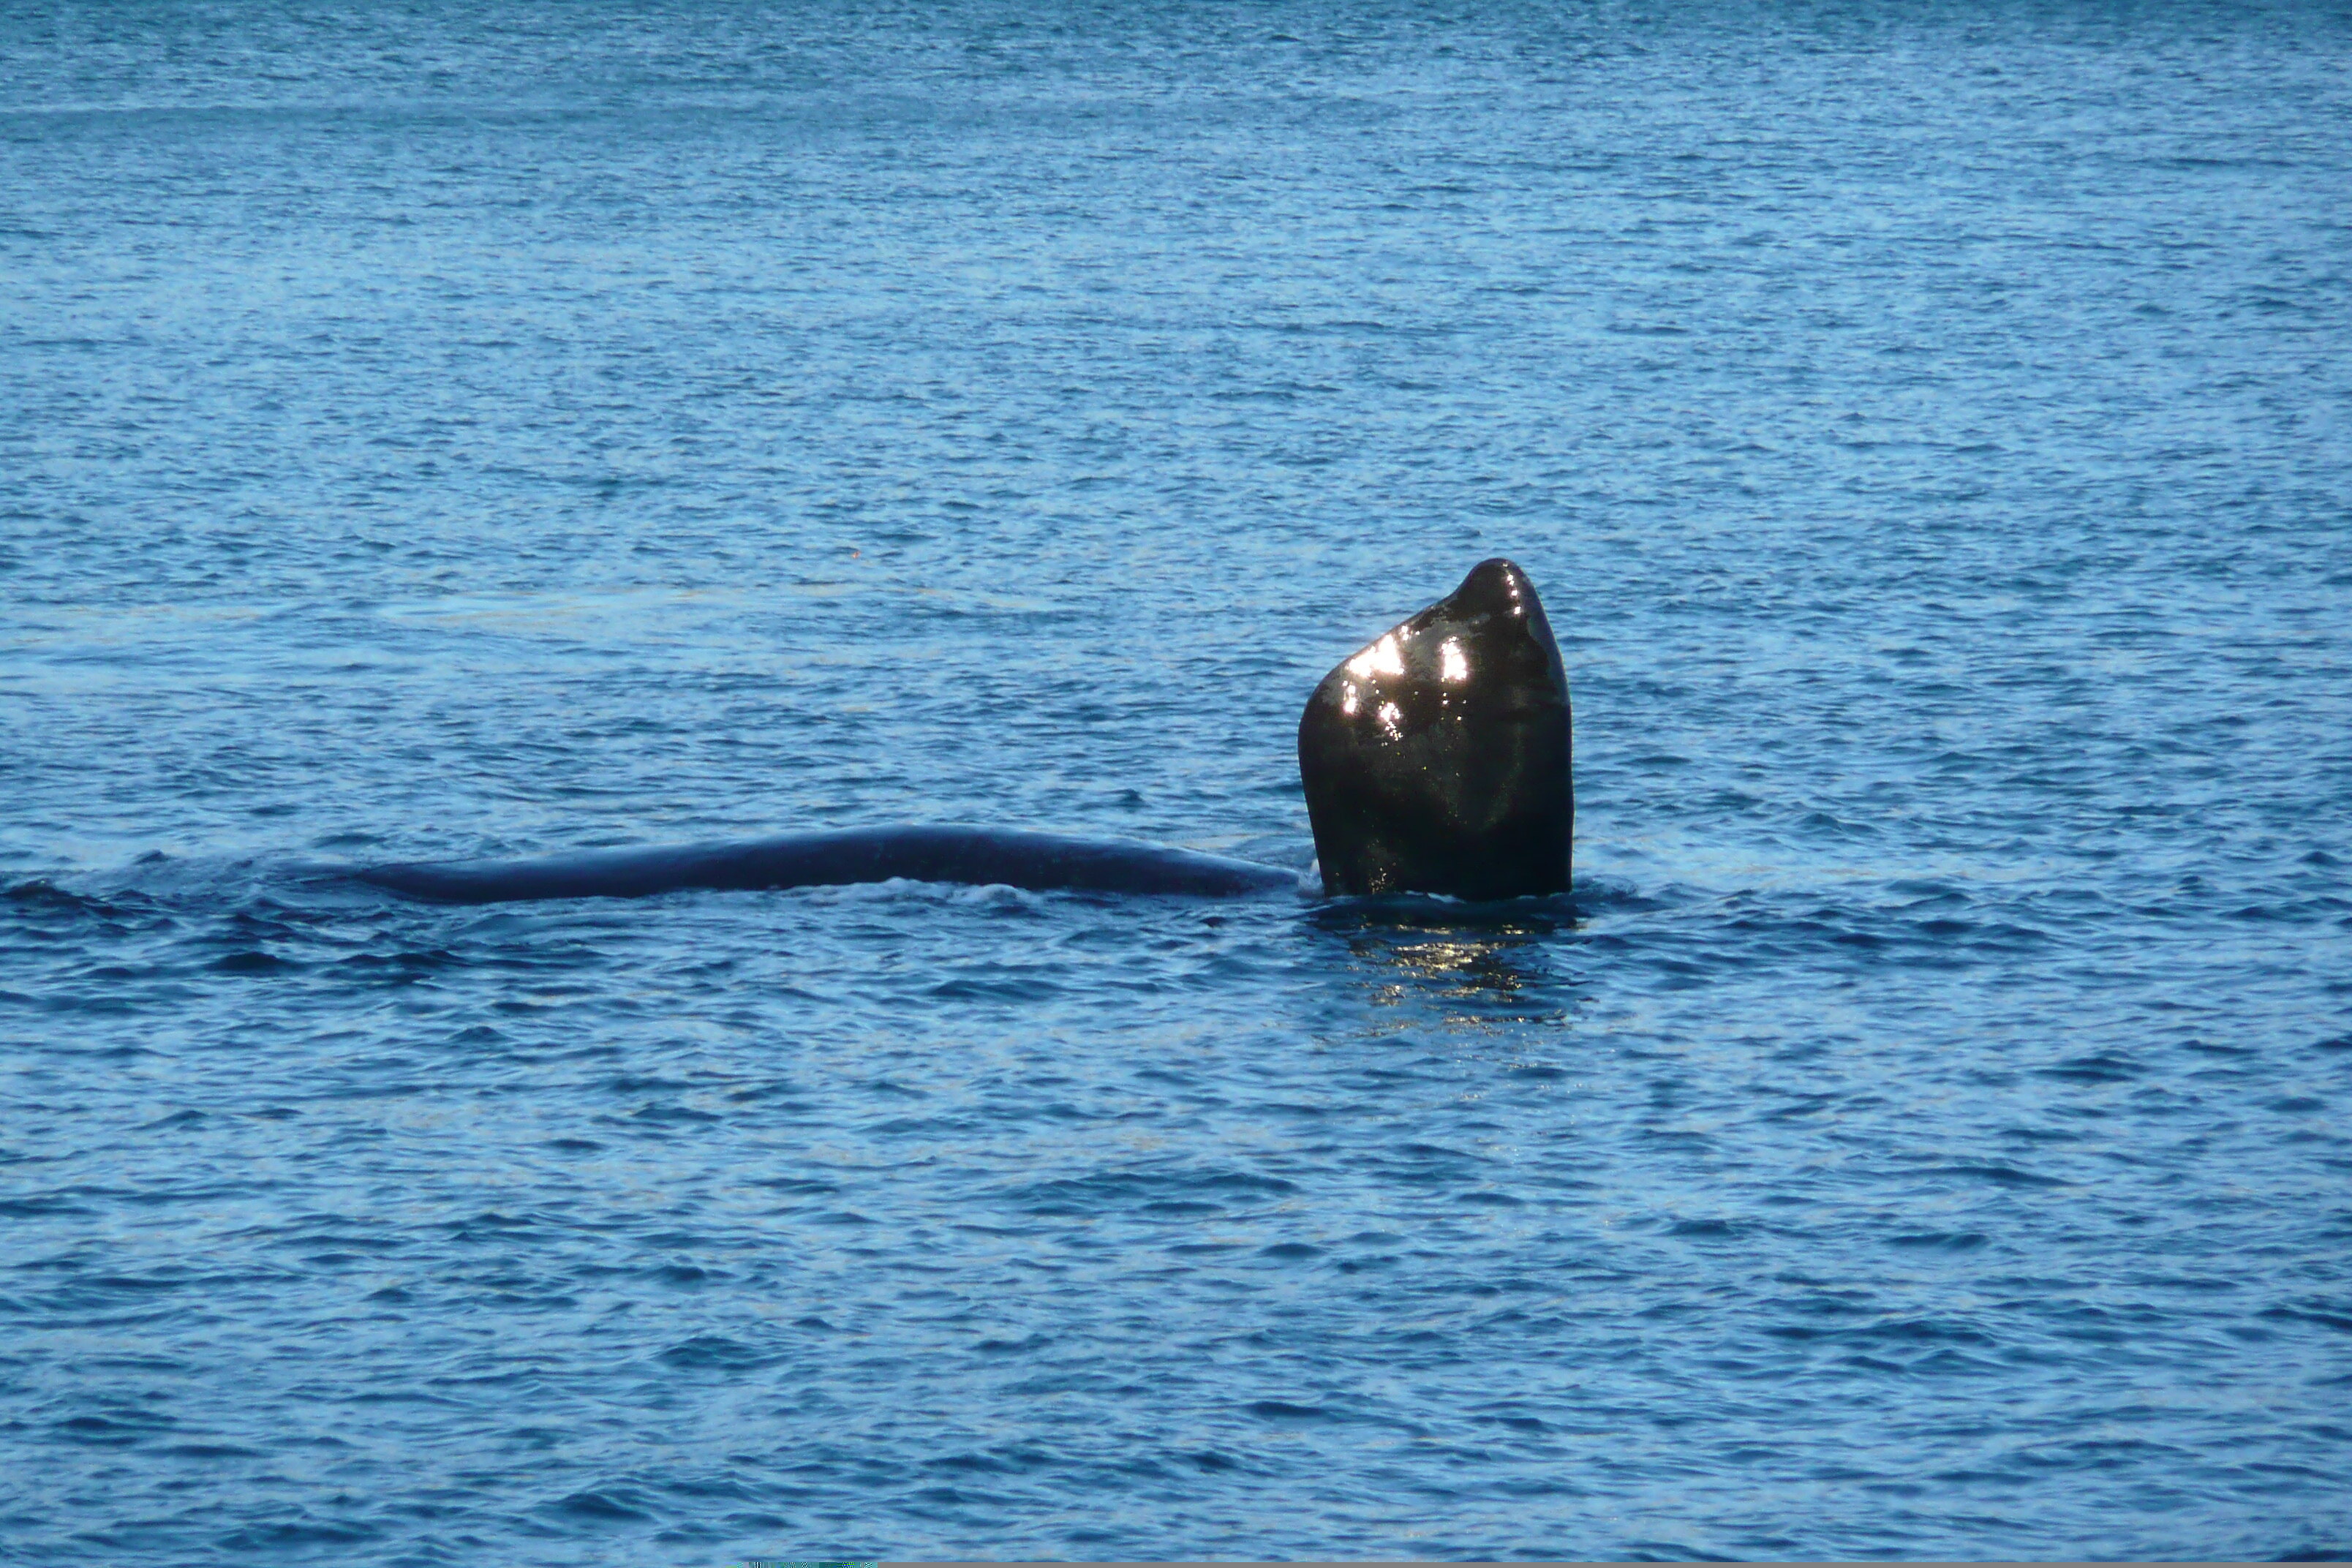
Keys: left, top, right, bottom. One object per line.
{"left": 4, "top": 2, "right": 2348, "bottom": 1561}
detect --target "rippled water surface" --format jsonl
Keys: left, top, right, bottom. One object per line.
{"left": 5, "top": 2, "right": 2351, "bottom": 1561}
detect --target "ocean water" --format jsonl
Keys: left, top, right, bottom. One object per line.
{"left": 4, "top": 1, "right": 2349, "bottom": 1560}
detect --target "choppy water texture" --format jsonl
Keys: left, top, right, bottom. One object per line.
{"left": 5, "top": 2, "right": 2351, "bottom": 1561}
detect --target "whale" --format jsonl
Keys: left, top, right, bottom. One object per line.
{"left": 353, "top": 559, "right": 1571, "bottom": 905}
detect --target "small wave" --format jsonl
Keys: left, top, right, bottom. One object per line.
{"left": 1311, "top": 889, "right": 1580, "bottom": 933}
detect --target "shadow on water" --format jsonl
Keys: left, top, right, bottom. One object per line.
{"left": 1307, "top": 889, "right": 1580, "bottom": 936}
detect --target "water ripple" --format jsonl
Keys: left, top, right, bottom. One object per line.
{"left": 4, "top": 1, "right": 2351, "bottom": 1562}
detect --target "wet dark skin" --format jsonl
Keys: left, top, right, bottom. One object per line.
{"left": 1297, "top": 558, "right": 1572, "bottom": 900}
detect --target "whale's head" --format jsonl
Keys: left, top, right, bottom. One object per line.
{"left": 1297, "top": 558, "right": 1572, "bottom": 900}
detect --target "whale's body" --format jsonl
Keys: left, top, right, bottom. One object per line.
{"left": 354, "top": 825, "right": 1299, "bottom": 904}
{"left": 1298, "top": 558, "right": 1572, "bottom": 899}
{"left": 353, "top": 559, "right": 1572, "bottom": 905}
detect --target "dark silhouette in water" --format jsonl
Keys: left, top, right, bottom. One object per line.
{"left": 1298, "top": 558, "right": 1572, "bottom": 899}
{"left": 355, "top": 826, "right": 1296, "bottom": 902}
{"left": 355, "top": 559, "right": 1572, "bottom": 904}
